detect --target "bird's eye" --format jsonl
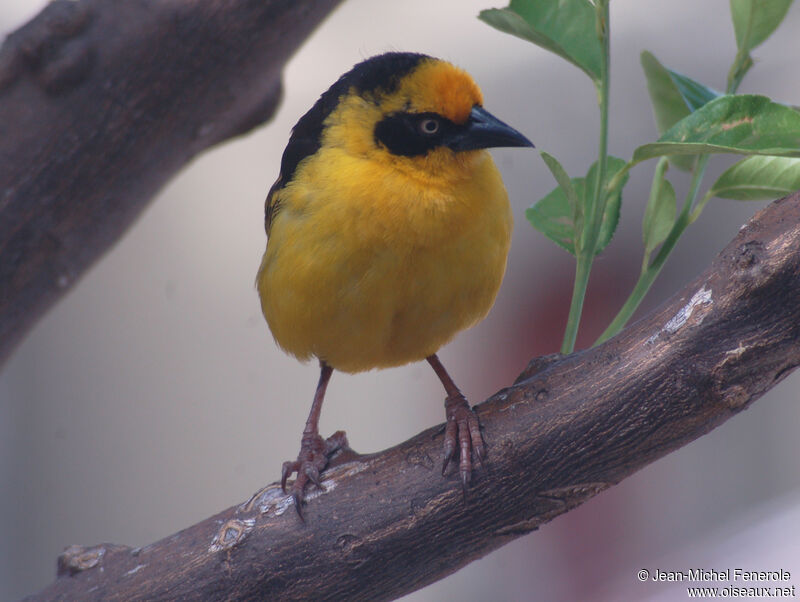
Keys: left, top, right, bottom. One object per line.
{"left": 419, "top": 118, "right": 440, "bottom": 135}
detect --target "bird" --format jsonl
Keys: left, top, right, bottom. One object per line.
{"left": 256, "top": 51, "right": 533, "bottom": 515}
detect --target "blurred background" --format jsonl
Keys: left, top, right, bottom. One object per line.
{"left": 2, "top": 1, "right": 800, "bottom": 600}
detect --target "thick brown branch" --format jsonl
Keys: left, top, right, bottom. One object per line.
{"left": 0, "top": 0, "right": 342, "bottom": 365}
{"left": 27, "top": 192, "right": 800, "bottom": 601}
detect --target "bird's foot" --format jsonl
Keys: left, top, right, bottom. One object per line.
{"left": 281, "top": 430, "right": 348, "bottom": 519}
{"left": 442, "top": 393, "right": 485, "bottom": 489}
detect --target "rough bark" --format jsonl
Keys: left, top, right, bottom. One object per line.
{"left": 0, "top": 0, "right": 343, "bottom": 366}
{"left": 26, "top": 192, "right": 800, "bottom": 601}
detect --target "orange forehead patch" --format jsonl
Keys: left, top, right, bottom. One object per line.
{"left": 395, "top": 59, "right": 483, "bottom": 124}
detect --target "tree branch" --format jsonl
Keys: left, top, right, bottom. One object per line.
{"left": 26, "top": 191, "right": 800, "bottom": 600}
{"left": 0, "top": 0, "right": 343, "bottom": 366}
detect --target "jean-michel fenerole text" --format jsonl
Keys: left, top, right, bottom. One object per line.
{"left": 650, "top": 569, "right": 792, "bottom": 583}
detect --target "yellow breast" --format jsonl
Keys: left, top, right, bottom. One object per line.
{"left": 257, "top": 145, "right": 512, "bottom": 373}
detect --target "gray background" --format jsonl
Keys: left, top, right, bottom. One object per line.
{"left": 2, "top": 1, "right": 800, "bottom": 600}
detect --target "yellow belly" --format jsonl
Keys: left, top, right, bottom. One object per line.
{"left": 257, "top": 148, "right": 512, "bottom": 373}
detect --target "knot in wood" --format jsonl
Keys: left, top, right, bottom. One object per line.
{"left": 335, "top": 533, "right": 362, "bottom": 553}
{"left": 242, "top": 484, "right": 287, "bottom": 515}
{"left": 712, "top": 343, "right": 754, "bottom": 410}
{"left": 406, "top": 448, "right": 435, "bottom": 471}
{"left": 515, "top": 353, "right": 564, "bottom": 383}
{"left": 335, "top": 533, "right": 370, "bottom": 568}
{"left": 209, "top": 518, "right": 255, "bottom": 553}
{"left": 3, "top": 0, "right": 94, "bottom": 94}
{"left": 40, "top": 39, "right": 93, "bottom": 95}
{"left": 720, "top": 385, "right": 750, "bottom": 409}
{"left": 56, "top": 543, "right": 128, "bottom": 576}
{"left": 734, "top": 241, "right": 764, "bottom": 271}
{"left": 41, "top": 0, "right": 93, "bottom": 37}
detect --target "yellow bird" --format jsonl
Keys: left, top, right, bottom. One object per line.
{"left": 257, "top": 52, "right": 533, "bottom": 513}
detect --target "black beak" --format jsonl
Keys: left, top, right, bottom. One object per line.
{"left": 445, "top": 106, "right": 534, "bottom": 152}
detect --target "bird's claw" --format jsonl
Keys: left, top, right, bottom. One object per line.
{"left": 441, "top": 393, "right": 485, "bottom": 489}
{"left": 281, "top": 431, "right": 347, "bottom": 519}
{"left": 281, "top": 460, "right": 298, "bottom": 492}
{"left": 303, "top": 463, "right": 323, "bottom": 489}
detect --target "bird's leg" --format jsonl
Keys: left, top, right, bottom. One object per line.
{"left": 426, "top": 354, "right": 485, "bottom": 488}
{"left": 281, "top": 361, "right": 347, "bottom": 518}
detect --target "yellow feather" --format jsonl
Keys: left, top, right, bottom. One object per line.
{"left": 257, "top": 58, "right": 514, "bottom": 373}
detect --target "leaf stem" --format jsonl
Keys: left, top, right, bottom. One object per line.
{"left": 594, "top": 155, "right": 708, "bottom": 345}
{"left": 726, "top": 48, "right": 751, "bottom": 96}
{"left": 560, "top": 0, "right": 610, "bottom": 354}
{"left": 594, "top": 26, "right": 750, "bottom": 347}
{"left": 561, "top": 253, "right": 593, "bottom": 353}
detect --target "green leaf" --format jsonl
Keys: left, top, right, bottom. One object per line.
{"left": 479, "top": 0, "right": 601, "bottom": 82}
{"left": 632, "top": 95, "right": 800, "bottom": 164}
{"left": 540, "top": 151, "right": 581, "bottom": 218}
{"left": 642, "top": 158, "right": 676, "bottom": 253}
{"left": 640, "top": 52, "right": 720, "bottom": 132}
{"left": 590, "top": 157, "right": 628, "bottom": 254}
{"left": 526, "top": 156, "right": 627, "bottom": 256}
{"left": 640, "top": 51, "right": 720, "bottom": 170}
{"left": 526, "top": 183, "right": 580, "bottom": 255}
{"left": 668, "top": 70, "right": 721, "bottom": 113}
{"left": 708, "top": 155, "right": 800, "bottom": 200}
{"left": 641, "top": 51, "right": 693, "bottom": 136}
{"left": 731, "top": 0, "right": 793, "bottom": 53}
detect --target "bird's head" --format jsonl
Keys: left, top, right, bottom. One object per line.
{"left": 279, "top": 52, "right": 533, "bottom": 185}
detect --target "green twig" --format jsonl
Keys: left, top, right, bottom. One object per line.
{"left": 595, "top": 154, "right": 709, "bottom": 345}
{"left": 560, "top": 0, "right": 610, "bottom": 354}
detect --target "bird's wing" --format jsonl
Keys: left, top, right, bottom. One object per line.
{"left": 264, "top": 175, "right": 283, "bottom": 237}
